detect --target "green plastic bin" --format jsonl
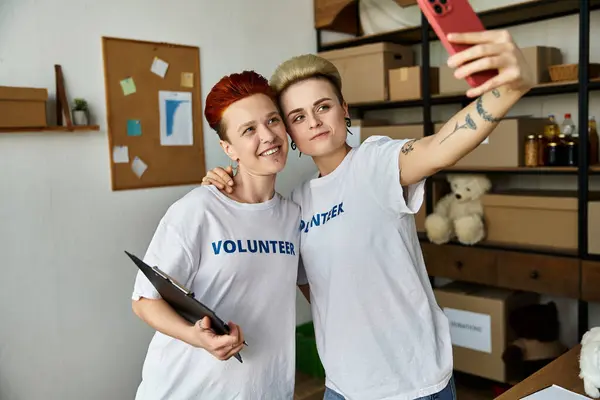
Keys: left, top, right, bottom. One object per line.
{"left": 296, "top": 322, "right": 325, "bottom": 378}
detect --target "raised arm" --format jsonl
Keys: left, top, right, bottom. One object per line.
{"left": 398, "top": 30, "right": 534, "bottom": 186}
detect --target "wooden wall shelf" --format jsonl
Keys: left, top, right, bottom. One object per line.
{"left": 0, "top": 125, "right": 100, "bottom": 133}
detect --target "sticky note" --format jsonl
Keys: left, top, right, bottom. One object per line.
{"left": 131, "top": 156, "right": 148, "bottom": 178}
{"left": 112, "top": 146, "right": 129, "bottom": 163}
{"left": 120, "top": 77, "right": 136, "bottom": 96}
{"left": 151, "top": 57, "right": 169, "bottom": 78}
{"left": 181, "top": 72, "right": 194, "bottom": 88}
{"left": 127, "top": 119, "right": 142, "bottom": 136}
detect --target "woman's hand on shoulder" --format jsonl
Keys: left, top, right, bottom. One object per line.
{"left": 201, "top": 166, "right": 235, "bottom": 193}
{"left": 186, "top": 316, "right": 245, "bottom": 361}
{"left": 446, "top": 29, "right": 534, "bottom": 98}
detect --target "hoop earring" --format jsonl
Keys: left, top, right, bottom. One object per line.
{"left": 345, "top": 117, "right": 353, "bottom": 135}
{"left": 291, "top": 141, "right": 302, "bottom": 157}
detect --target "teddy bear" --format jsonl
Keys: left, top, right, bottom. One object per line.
{"left": 424, "top": 174, "right": 492, "bottom": 245}
{"left": 580, "top": 326, "right": 600, "bottom": 398}
{"left": 502, "top": 301, "right": 567, "bottom": 382}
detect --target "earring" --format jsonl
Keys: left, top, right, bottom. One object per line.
{"left": 291, "top": 141, "right": 302, "bottom": 158}
{"left": 345, "top": 117, "right": 353, "bottom": 135}
{"left": 345, "top": 117, "right": 351, "bottom": 127}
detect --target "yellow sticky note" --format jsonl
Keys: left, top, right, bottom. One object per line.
{"left": 120, "top": 77, "right": 136, "bottom": 96}
{"left": 181, "top": 72, "right": 194, "bottom": 88}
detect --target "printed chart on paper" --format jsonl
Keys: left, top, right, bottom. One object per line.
{"left": 158, "top": 90, "right": 194, "bottom": 146}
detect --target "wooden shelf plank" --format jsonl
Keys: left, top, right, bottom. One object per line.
{"left": 0, "top": 125, "right": 100, "bottom": 133}
{"left": 320, "top": 0, "right": 600, "bottom": 50}
{"left": 350, "top": 78, "right": 600, "bottom": 112}
{"left": 436, "top": 166, "right": 579, "bottom": 176}
{"left": 418, "top": 232, "right": 578, "bottom": 258}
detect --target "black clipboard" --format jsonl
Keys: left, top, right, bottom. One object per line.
{"left": 125, "top": 250, "right": 244, "bottom": 363}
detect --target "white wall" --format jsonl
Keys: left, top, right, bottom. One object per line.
{"left": 0, "top": 1, "right": 316, "bottom": 399}
{"left": 324, "top": 4, "right": 600, "bottom": 348}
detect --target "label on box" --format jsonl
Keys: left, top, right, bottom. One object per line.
{"left": 443, "top": 307, "right": 492, "bottom": 353}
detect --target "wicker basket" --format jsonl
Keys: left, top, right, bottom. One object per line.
{"left": 548, "top": 63, "right": 600, "bottom": 82}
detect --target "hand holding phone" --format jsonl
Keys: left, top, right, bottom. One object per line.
{"left": 417, "top": 0, "right": 534, "bottom": 98}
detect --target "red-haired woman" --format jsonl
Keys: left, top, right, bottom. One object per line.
{"left": 130, "top": 70, "right": 301, "bottom": 399}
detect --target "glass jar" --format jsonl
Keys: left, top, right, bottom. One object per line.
{"left": 546, "top": 142, "right": 560, "bottom": 166}
{"left": 524, "top": 134, "right": 538, "bottom": 167}
{"left": 566, "top": 140, "right": 578, "bottom": 166}
{"left": 536, "top": 134, "right": 546, "bottom": 166}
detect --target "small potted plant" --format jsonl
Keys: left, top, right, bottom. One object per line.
{"left": 72, "top": 98, "right": 89, "bottom": 126}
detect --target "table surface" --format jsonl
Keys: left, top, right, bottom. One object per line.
{"left": 495, "top": 344, "right": 588, "bottom": 399}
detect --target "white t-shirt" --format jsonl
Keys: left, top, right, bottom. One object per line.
{"left": 132, "top": 185, "right": 301, "bottom": 400}
{"left": 292, "top": 136, "right": 453, "bottom": 400}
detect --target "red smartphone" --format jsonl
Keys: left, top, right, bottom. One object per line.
{"left": 417, "top": 0, "right": 498, "bottom": 89}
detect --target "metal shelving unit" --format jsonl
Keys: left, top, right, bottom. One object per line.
{"left": 315, "top": 0, "right": 597, "bottom": 340}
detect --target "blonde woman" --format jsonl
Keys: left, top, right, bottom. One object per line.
{"left": 203, "top": 30, "right": 534, "bottom": 400}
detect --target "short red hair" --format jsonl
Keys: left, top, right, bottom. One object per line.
{"left": 204, "top": 70, "right": 276, "bottom": 139}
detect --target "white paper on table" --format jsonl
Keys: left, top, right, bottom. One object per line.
{"left": 131, "top": 156, "right": 148, "bottom": 178}
{"left": 158, "top": 90, "right": 194, "bottom": 146}
{"left": 150, "top": 57, "right": 169, "bottom": 78}
{"left": 112, "top": 146, "right": 129, "bottom": 163}
{"left": 520, "top": 385, "right": 591, "bottom": 400}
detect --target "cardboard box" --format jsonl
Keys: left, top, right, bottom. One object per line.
{"left": 521, "top": 46, "right": 563, "bottom": 84}
{"left": 589, "top": 202, "right": 600, "bottom": 255}
{"left": 0, "top": 86, "right": 48, "bottom": 128}
{"left": 389, "top": 66, "right": 440, "bottom": 101}
{"left": 359, "top": 123, "right": 423, "bottom": 142}
{"left": 482, "top": 191, "right": 577, "bottom": 250}
{"left": 438, "top": 45, "right": 563, "bottom": 94}
{"left": 439, "top": 64, "right": 471, "bottom": 95}
{"left": 434, "top": 282, "right": 539, "bottom": 383}
{"left": 433, "top": 117, "right": 547, "bottom": 168}
{"left": 319, "top": 42, "right": 414, "bottom": 104}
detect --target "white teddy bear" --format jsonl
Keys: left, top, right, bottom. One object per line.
{"left": 580, "top": 326, "right": 600, "bottom": 398}
{"left": 424, "top": 174, "right": 492, "bottom": 246}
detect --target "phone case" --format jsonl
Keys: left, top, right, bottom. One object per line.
{"left": 417, "top": 0, "right": 498, "bottom": 88}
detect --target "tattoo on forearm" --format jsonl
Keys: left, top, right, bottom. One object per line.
{"left": 492, "top": 89, "right": 500, "bottom": 98}
{"left": 476, "top": 95, "right": 502, "bottom": 123}
{"left": 439, "top": 113, "right": 477, "bottom": 144}
{"left": 401, "top": 139, "right": 419, "bottom": 155}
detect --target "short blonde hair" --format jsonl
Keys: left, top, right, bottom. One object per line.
{"left": 269, "top": 54, "right": 344, "bottom": 102}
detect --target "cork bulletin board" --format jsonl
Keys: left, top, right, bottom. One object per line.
{"left": 102, "top": 36, "right": 205, "bottom": 191}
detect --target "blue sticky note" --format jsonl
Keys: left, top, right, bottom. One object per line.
{"left": 127, "top": 119, "right": 142, "bottom": 136}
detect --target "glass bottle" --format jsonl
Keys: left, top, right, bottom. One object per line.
{"left": 544, "top": 114, "right": 560, "bottom": 141}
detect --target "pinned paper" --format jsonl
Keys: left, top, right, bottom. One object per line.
{"left": 131, "top": 156, "right": 148, "bottom": 178}
{"left": 158, "top": 90, "right": 193, "bottom": 146}
{"left": 127, "top": 119, "right": 142, "bottom": 136}
{"left": 151, "top": 57, "right": 169, "bottom": 78}
{"left": 181, "top": 72, "right": 194, "bottom": 88}
{"left": 112, "top": 146, "right": 129, "bottom": 163}
{"left": 120, "top": 77, "right": 136, "bottom": 96}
